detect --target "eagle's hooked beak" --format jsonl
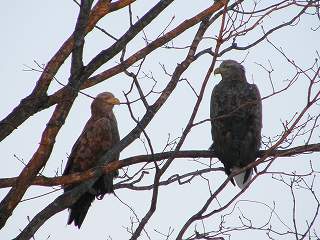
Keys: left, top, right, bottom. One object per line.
{"left": 214, "top": 67, "right": 221, "bottom": 75}
{"left": 106, "top": 97, "right": 120, "bottom": 105}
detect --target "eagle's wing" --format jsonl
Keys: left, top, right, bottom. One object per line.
{"left": 232, "top": 83, "right": 261, "bottom": 186}
{"left": 63, "top": 116, "right": 119, "bottom": 177}
{"left": 210, "top": 87, "right": 218, "bottom": 147}
{"left": 237, "top": 83, "right": 262, "bottom": 163}
{"left": 210, "top": 83, "right": 236, "bottom": 183}
{"left": 246, "top": 83, "right": 262, "bottom": 149}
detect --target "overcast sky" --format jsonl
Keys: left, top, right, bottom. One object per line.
{"left": 1, "top": 1, "right": 319, "bottom": 239}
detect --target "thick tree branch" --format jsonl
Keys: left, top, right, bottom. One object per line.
{"left": 1, "top": 144, "right": 319, "bottom": 189}
{"left": 0, "top": 1, "right": 93, "bottom": 229}
{"left": 81, "top": 0, "right": 233, "bottom": 89}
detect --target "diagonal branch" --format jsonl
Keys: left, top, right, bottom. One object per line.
{"left": 0, "top": 0, "right": 136, "bottom": 141}
{"left": 0, "top": 0, "right": 93, "bottom": 229}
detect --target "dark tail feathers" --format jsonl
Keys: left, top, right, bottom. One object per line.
{"left": 67, "top": 192, "right": 95, "bottom": 228}
{"left": 67, "top": 173, "right": 117, "bottom": 228}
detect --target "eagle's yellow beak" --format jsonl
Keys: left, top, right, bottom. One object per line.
{"left": 214, "top": 67, "right": 221, "bottom": 75}
{"left": 106, "top": 97, "right": 120, "bottom": 105}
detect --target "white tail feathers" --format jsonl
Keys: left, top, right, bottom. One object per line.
{"left": 231, "top": 167, "right": 253, "bottom": 189}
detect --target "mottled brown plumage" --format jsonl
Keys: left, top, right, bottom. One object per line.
{"left": 210, "top": 60, "right": 262, "bottom": 188}
{"left": 63, "top": 92, "right": 120, "bottom": 228}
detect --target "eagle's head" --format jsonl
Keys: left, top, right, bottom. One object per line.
{"left": 214, "top": 60, "right": 246, "bottom": 82}
{"left": 91, "top": 92, "right": 120, "bottom": 115}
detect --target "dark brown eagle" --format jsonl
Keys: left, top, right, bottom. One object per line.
{"left": 63, "top": 92, "right": 120, "bottom": 228}
{"left": 210, "top": 60, "right": 262, "bottom": 189}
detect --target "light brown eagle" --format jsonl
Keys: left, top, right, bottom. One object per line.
{"left": 210, "top": 60, "right": 262, "bottom": 189}
{"left": 63, "top": 92, "right": 120, "bottom": 228}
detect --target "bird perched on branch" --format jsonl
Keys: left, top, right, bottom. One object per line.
{"left": 63, "top": 92, "right": 120, "bottom": 228}
{"left": 210, "top": 60, "right": 262, "bottom": 189}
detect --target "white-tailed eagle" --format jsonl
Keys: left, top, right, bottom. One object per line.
{"left": 210, "top": 60, "right": 262, "bottom": 189}
{"left": 63, "top": 92, "right": 120, "bottom": 228}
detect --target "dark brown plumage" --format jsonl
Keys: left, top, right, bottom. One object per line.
{"left": 210, "top": 60, "right": 262, "bottom": 188}
{"left": 63, "top": 92, "right": 120, "bottom": 228}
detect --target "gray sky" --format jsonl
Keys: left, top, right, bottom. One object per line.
{"left": 1, "top": 1, "right": 319, "bottom": 239}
